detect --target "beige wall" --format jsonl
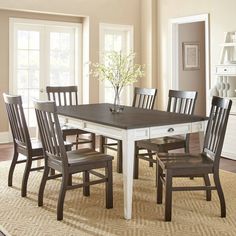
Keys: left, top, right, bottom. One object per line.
{"left": 178, "top": 22, "right": 206, "bottom": 116}
{"left": 157, "top": 0, "right": 236, "bottom": 109}
{"left": 0, "top": 0, "right": 144, "bottom": 133}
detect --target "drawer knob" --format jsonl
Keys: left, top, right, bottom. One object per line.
{"left": 168, "top": 128, "right": 174, "bottom": 132}
{"left": 224, "top": 68, "right": 227, "bottom": 71}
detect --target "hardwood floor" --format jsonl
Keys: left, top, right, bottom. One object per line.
{"left": 0, "top": 134, "right": 236, "bottom": 173}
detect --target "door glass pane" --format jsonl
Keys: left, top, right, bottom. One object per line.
{"left": 29, "top": 70, "right": 39, "bottom": 88}
{"left": 17, "top": 70, "right": 28, "bottom": 88}
{"left": 114, "top": 35, "right": 122, "bottom": 51}
{"left": 16, "top": 29, "right": 40, "bottom": 129}
{"left": 28, "top": 109, "right": 37, "bottom": 127}
{"left": 18, "top": 50, "right": 28, "bottom": 68}
{"left": 29, "top": 50, "right": 40, "bottom": 68}
{"left": 29, "top": 31, "right": 39, "bottom": 50}
{"left": 29, "top": 89, "right": 39, "bottom": 107}
{"left": 17, "top": 89, "right": 28, "bottom": 108}
{"left": 49, "top": 31, "right": 74, "bottom": 86}
{"left": 18, "top": 31, "right": 28, "bottom": 49}
{"left": 105, "top": 34, "right": 114, "bottom": 51}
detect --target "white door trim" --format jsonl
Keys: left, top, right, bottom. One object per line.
{"left": 169, "top": 13, "right": 210, "bottom": 111}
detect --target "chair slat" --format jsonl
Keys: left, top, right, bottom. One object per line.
{"left": 132, "top": 87, "right": 157, "bottom": 109}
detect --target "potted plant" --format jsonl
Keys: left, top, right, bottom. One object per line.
{"left": 90, "top": 51, "right": 145, "bottom": 112}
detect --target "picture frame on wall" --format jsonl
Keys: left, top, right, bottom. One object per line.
{"left": 182, "top": 42, "right": 200, "bottom": 70}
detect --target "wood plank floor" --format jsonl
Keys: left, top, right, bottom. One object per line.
{"left": 0, "top": 134, "right": 236, "bottom": 173}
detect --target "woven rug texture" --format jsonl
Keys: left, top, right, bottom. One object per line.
{"left": 0, "top": 154, "right": 236, "bottom": 236}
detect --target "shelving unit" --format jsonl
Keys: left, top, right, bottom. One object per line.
{"left": 215, "top": 32, "right": 236, "bottom": 160}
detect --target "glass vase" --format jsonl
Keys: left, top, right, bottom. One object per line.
{"left": 110, "top": 87, "right": 124, "bottom": 113}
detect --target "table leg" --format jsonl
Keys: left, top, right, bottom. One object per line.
{"left": 122, "top": 130, "right": 135, "bottom": 220}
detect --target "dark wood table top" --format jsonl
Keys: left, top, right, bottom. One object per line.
{"left": 57, "top": 103, "right": 207, "bottom": 130}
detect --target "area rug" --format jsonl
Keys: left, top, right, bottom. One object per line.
{"left": 0, "top": 155, "right": 236, "bottom": 236}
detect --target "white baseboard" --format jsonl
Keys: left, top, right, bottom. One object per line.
{"left": 0, "top": 131, "right": 12, "bottom": 144}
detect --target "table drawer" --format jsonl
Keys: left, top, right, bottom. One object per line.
{"left": 216, "top": 65, "right": 236, "bottom": 75}
{"left": 150, "top": 124, "right": 191, "bottom": 138}
{"left": 191, "top": 121, "right": 206, "bottom": 133}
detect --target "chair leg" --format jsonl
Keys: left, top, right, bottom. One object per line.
{"left": 8, "top": 151, "right": 18, "bottom": 186}
{"left": 164, "top": 169, "right": 173, "bottom": 221}
{"left": 185, "top": 143, "right": 194, "bottom": 180}
{"left": 156, "top": 161, "right": 163, "bottom": 204}
{"left": 21, "top": 157, "right": 32, "bottom": 197}
{"left": 100, "top": 136, "right": 105, "bottom": 153}
{"left": 148, "top": 150, "right": 154, "bottom": 167}
{"left": 57, "top": 174, "right": 68, "bottom": 221}
{"left": 117, "top": 140, "right": 122, "bottom": 173}
{"left": 105, "top": 161, "right": 113, "bottom": 209}
{"left": 133, "top": 145, "right": 139, "bottom": 179}
{"left": 213, "top": 171, "right": 226, "bottom": 217}
{"left": 68, "top": 174, "right": 73, "bottom": 186}
{"left": 75, "top": 134, "right": 79, "bottom": 150}
{"left": 50, "top": 168, "right": 55, "bottom": 176}
{"left": 91, "top": 133, "right": 96, "bottom": 150}
{"left": 103, "top": 137, "right": 107, "bottom": 154}
{"left": 83, "top": 171, "right": 90, "bottom": 196}
{"left": 203, "top": 174, "right": 211, "bottom": 201}
{"left": 38, "top": 165, "right": 50, "bottom": 207}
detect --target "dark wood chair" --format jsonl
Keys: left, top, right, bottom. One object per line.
{"left": 34, "top": 100, "right": 113, "bottom": 221}
{"left": 134, "top": 90, "right": 197, "bottom": 179}
{"left": 46, "top": 86, "right": 95, "bottom": 150}
{"left": 3, "top": 93, "right": 45, "bottom": 197}
{"left": 101, "top": 87, "right": 157, "bottom": 173}
{"left": 156, "top": 96, "right": 232, "bottom": 221}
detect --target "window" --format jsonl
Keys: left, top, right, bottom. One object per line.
{"left": 99, "top": 23, "right": 133, "bottom": 105}
{"left": 10, "top": 18, "right": 81, "bottom": 136}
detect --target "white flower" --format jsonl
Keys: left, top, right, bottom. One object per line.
{"left": 90, "top": 51, "right": 145, "bottom": 94}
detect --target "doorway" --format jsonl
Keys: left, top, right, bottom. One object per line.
{"left": 170, "top": 14, "right": 210, "bottom": 116}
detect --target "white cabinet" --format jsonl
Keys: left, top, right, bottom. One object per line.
{"left": 222, "top": 109, "right": 236, "bottom": 160}
{"left": 214, "top": 32, "right": 236, "bottom": 160}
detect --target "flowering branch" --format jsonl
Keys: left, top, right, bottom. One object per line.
{"left": 90, "top": 51, "right": 145, "bottom": 90}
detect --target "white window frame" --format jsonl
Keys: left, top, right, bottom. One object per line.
{"left": 99, "top": 23, "right": 134, "bottom": 105}
{"left": 9, "top": 18, "right": 82, "bottom": 102}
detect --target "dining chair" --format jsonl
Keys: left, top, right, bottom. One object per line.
{"left": 134, "top": 90, "right": 198, "bottom": 179}
{"left": 46, "top": 86, "right": 95, "bottom": 150}
{"left": 101, "top": 87, "right": 157, "bottom": 173}
{"left": 3, "top": 93, "right": 45, "bottom": 197}
{"left": 34, "top": 100, "right": 113, "bottom": 221}
{"left": 156, "top": 96, "right": 232, "bottom": 221}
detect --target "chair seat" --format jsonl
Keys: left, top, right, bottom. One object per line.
{"left": 157, "top": 153, "right": 214, "bottom": 170}
{"left": 67, "top": 148, "right": 113, "bottom": 166}
{"left": 61, "top": 124, "right": 90, "bottom": 135}
{"left": 16, "top": 139, "right": 43, "bottom": 157}
{"left": 49, "top": 148, "right": 113, "bottom": 167}
{"left": 137, "top": 135, "right": 186, "bottom": 152}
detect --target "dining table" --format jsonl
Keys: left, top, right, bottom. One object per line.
{"left": 57, "top": 103, "right": 208, "bottom": 220}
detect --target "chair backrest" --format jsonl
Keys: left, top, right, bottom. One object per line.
{"left": 132, "top": 87, "right": 157, "bottom": 109}
{"left": 46, "top": 86, "right": 78, "bottom": 106}
{"left": 167, "top": 90, "right": 198, "bottom": 115}
{"left": 34, "top": 100, "right": 68, "bottom": 166}
{"left": 203, "top": 96, "right": 232, "bottom": 165}
{"left": 3, "top": 93, "right": 32, "bottom": 150}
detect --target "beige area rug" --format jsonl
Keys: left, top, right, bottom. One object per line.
{"left": 0, "top": 155, "right": 236, "bottom": 236}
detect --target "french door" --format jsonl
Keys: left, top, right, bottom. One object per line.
{"left": 10, "top": 18, "right": 81, "bottom": 136}
{"left": 99, "top": 24, "right": 134, "bottom": 105}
